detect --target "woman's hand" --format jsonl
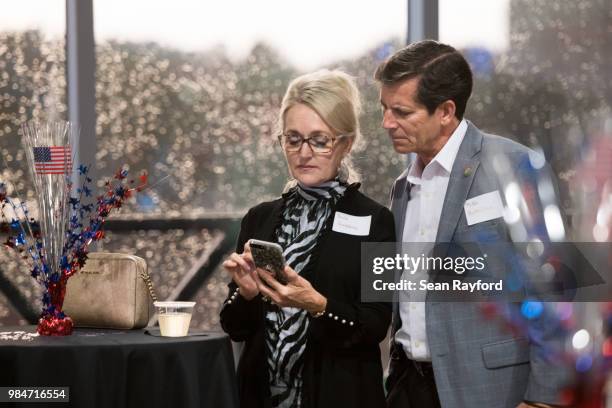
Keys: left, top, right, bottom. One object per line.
{"left": 254, "top": 265, "right": 327, "bottom": 314}
{"left": 222, "top": 241, "right": 259, "bottom": 300}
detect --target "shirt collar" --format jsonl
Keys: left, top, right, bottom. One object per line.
{"left": 406, "top": 119, "right": 468, "bottom": 185}
{"left": 435, "top": 119, "right": 467, "bottom": 173}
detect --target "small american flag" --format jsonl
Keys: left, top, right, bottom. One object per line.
{"left": 33, "top": 146, "right": 72, "bottom": 175}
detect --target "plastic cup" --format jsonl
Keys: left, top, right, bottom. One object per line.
{"left": 154, "top": 301, "right": 196, "bottom": 337}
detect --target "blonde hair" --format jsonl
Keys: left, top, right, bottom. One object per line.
{"left": 277, "top": 69, "right": 363, "bottom": 186}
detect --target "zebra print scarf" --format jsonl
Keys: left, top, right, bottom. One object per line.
{"left": 265, "top": 179, "right": 346, "bottom": 408}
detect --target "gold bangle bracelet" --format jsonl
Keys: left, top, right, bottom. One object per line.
{"left": 310, "top": 309, "right": 325, "bottom": 318}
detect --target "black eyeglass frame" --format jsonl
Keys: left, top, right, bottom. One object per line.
{"left": 277, "top": 132, "right": 348, "bottom": 154}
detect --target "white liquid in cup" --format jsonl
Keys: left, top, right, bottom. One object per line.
{"left": 158, "top": 312, "right": 192, "bottom": 337}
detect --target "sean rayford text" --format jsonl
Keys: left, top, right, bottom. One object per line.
{"left": 372, "top": 279, "right": 503, "bottom": 292}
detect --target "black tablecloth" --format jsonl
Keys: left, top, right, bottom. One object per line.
{"left": 0, "top": 326, "right": 239, "bottom": 408}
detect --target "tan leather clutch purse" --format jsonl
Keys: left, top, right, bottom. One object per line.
{"left": 63, "top": 252, "right": 157, "bottom": 329}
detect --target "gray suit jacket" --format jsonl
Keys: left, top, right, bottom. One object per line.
{"left": 389, "top": 121, "right": 568, "bottom": 407}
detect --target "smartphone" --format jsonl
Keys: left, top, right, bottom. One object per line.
{"left": 249, "top": 239, "right": 287, "bottom": 284}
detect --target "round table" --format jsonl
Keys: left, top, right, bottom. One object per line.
{"left": 0, "top": 326, "right": 238, "bottom": 408}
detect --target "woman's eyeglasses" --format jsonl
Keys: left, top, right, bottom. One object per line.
{"left": 278, "top": 131, "right": 346, "bottom": 154}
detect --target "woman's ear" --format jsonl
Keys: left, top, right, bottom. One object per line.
{"left": 343, "top": 137, "right": 354, "bottom": 156}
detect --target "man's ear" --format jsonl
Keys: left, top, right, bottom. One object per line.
{"left": 438, "top": 100, "right": 457, "bottom": 126}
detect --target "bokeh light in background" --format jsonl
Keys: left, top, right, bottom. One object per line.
{"left": 90, "top": 0, "right": 408, "bottom": 330}
{"left": 0, "top": 0, "right": 408, "bottom": 328}
{"left": 0, "top": 0, "right": 65, "bottom": 326}
{"left": 441, "top": 1, "right": 611, "bottom": 404}
{"left": 0, "top": 5, "right": 610, "bottom": 400}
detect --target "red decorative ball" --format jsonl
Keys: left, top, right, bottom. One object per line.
{"left": 37, "top": 315, "right": 74, "bottom": 336}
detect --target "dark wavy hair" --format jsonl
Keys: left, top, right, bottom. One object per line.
{"left": 374, "top": 40, "right": 473, "bottom": 119}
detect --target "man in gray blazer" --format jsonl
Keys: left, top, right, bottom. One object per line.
{"left": 376, "top": 40, "right": 568, "bottom": 408}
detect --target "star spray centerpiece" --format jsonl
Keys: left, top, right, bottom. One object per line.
{"left": 1, "top": 121, "right": 147, "bottom": 335}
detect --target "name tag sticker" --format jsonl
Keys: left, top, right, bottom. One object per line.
{"left": 332, "top": 212, "right": 371, "bottom": 236}
{"left": 464, "top": 191, "right": 504, "bottom": 226}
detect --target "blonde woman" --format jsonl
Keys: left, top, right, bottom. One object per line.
{"left": 220, "top": 70, "right": 394, "bottom": 408}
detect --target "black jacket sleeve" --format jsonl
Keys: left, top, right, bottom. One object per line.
{"left": 219, "top": 208, "right": 264, "bottom": 342}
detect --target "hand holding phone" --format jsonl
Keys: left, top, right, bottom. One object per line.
{"left": 249, "top": 239, "right": 287, "bottom": 284}
{"left": 223, "top": 248, "right": 259, "bottom": 300}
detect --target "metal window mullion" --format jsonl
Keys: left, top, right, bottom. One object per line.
{"left": 66, "top": 0, "right": 97, "bottom": 180}
{"left": 408, "top": 0, "right": 439, "bottom": 44}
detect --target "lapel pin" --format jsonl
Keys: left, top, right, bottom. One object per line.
{"left": 463, "top": 166, "right": 473, "bottom": 177}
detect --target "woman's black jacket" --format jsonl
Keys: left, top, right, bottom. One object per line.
{"left": 220, "top": 184, "right": 395, "bottom": 408}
